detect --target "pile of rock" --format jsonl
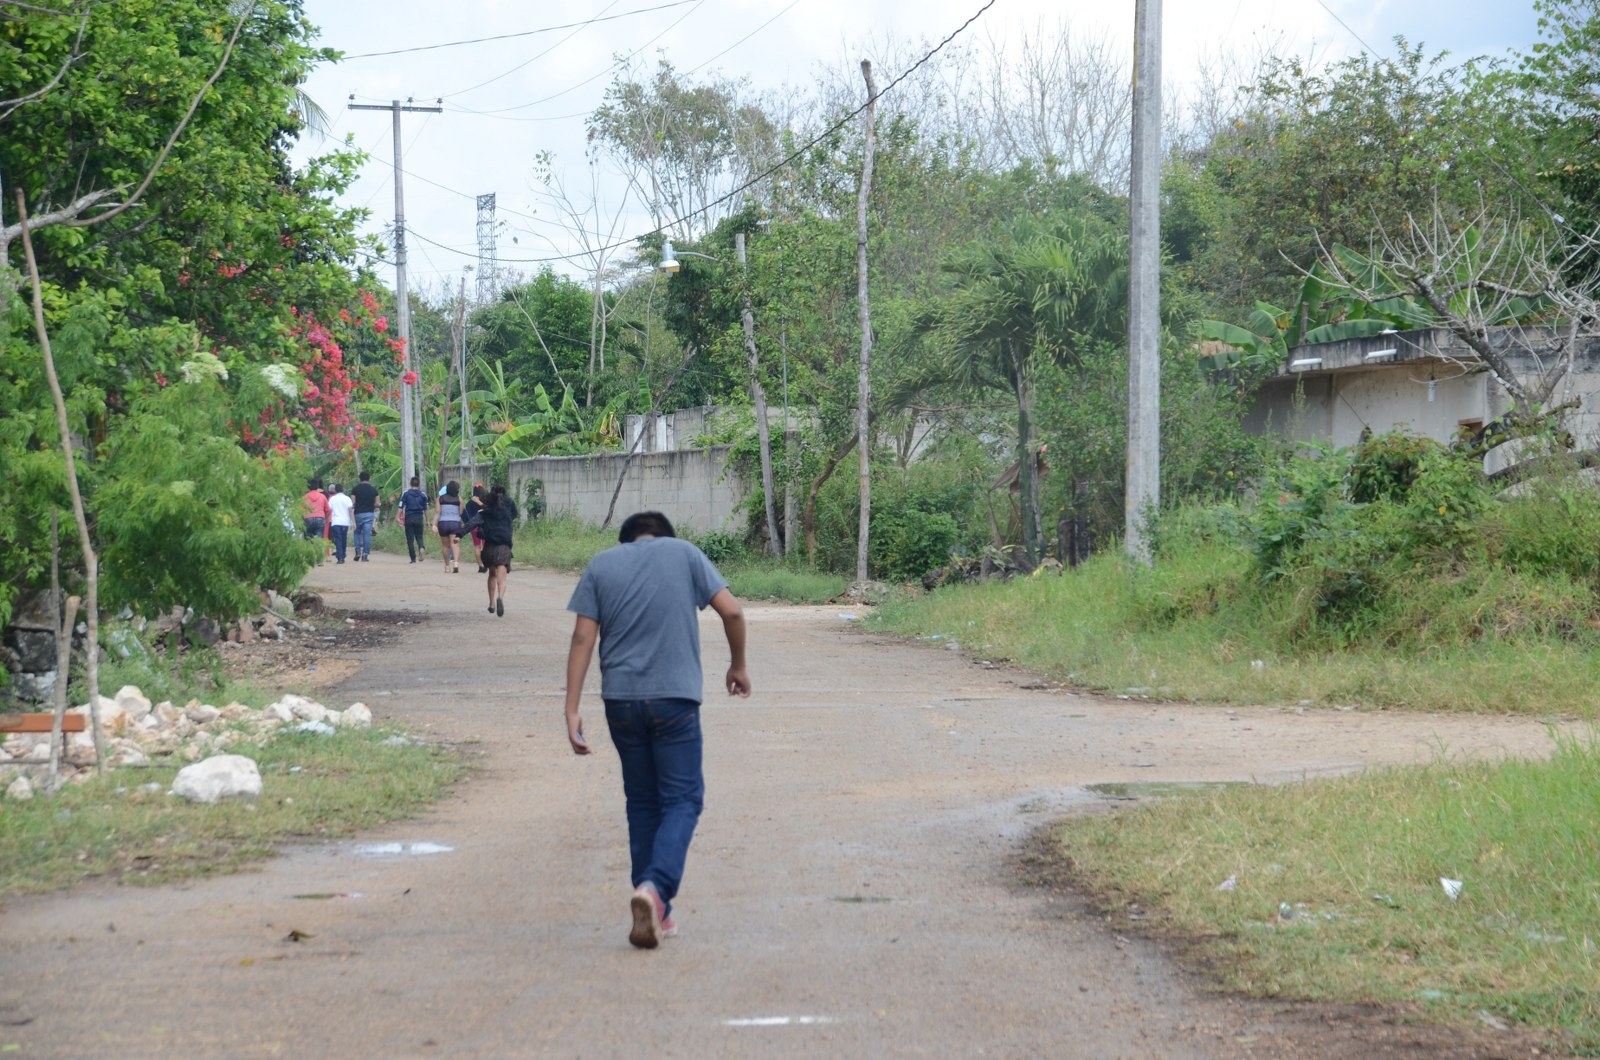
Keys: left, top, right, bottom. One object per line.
{"left": 1, "top": 684, "right": 372, "bottom": 795}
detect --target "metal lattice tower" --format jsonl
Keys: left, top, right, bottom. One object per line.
{"left": 475, "top": 193, "right": 498, "bottom": 304}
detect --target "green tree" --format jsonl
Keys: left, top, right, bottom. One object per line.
{"left": 1177, "top": 42, "right": 1533, "bottom": 315}
{"left": 1, "top": 0, "right": 371, "bottom": 629}
{"left": 925, "top": 216, "right": 1128, "bottom": 564}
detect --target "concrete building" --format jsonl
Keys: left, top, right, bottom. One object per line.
{"left": 1244, "top": 326, "right": 1600, "bottom": 473}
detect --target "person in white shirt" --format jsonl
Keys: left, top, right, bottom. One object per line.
{"left": 327, "top": 484, "right": 355, "bottom": 564}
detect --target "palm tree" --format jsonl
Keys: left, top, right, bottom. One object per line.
{"left": 927, "top": 217, "right": 1127, "bottom": 564}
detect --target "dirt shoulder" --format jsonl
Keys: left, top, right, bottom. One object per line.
{"left": 0, "top": 553, "right": 1573, "bottom": 1058}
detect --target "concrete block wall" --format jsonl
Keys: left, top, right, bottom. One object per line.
{"left": 446, "top": 446, "right": 747, "bottom": 535}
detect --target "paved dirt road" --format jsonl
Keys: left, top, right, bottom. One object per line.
{"left": 0, "top": 551, "right": 1568, "bottom": 1058}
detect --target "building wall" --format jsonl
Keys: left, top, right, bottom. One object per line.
{"left": 1241, "top": 328, "right": 1600, "bottom": 473}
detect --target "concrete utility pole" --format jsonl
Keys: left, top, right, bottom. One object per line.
{"left": 1125, "top": 0, "right": 1162, "bottom": 564}
{"left": 737, "top": 231, "right": 780, "bottom": 557}
{"left": 349, "top": 98, "right": 442, "bottom": 486}
{"left": 855, "top": 60, "right": 879, "bottom": 586}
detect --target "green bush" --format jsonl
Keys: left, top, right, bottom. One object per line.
{"left": 1349, "top": 430, "right": 1440, "bottom": 503}
{"left": 872, "top": 508, "right": 960, "bottom": 583}
{"left": 810, "top": 456, "right": 991, "bottom": 579}
{"left": 694, "top": 530, "right": 745, "bottom": 565}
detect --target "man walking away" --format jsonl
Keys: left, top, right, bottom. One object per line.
{"left": 563, "top": 511, "right": 750, "bottom": 950}
{"left": 352, "top": 471, "right": 380, "bottom": 561}
{"left": 397, "top": 476, "right": 430, "bottom": 564}
{"left": 327, "top": 484, "right": 354, "bottom": 564}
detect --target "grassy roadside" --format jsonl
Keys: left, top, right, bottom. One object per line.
{"left": 0, "top": 726, "right": 465, "bottom": 899}
{"left": 875, "top": 539, "right": 1600, "bottom": 714}
{"left": 878, "top": 536, "right": 1600, "bottom": 1048}
{"left": 1053, "top": 736, "right": 1600, "bottom": 1049}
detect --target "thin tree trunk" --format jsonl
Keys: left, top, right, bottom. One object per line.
{"left": 737, "top": 232, "right": 780, "bottom": 556}
{"left": 1016, "top": 361, "right": 1040, "bottom": 565}
{"left": 17, "top": 190, "right": 102, "bottom": 774}
{"left": 855, "top": 59, "right": 879, "bottom": 585}
{"left": 804, "top": 434, "right": 859, "bottom": 562}
{"left": 601, "top": 344, "right": 698, "bottom": 530}
{"left": 48, "top": 513, "right": 77, "bottom": 789}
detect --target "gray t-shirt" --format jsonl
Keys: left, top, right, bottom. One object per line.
{"left": 566, "top": 536, "right": 729, "bottom": 703}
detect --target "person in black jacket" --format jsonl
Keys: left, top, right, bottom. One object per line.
{"left": 477, "top": 484, "right": 518, "bottom": 616}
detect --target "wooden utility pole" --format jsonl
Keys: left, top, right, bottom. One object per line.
{"left": 855, "top": 60, "right": 879, "bottom": 585}
{"left": 1125, "top": 0, "right": 1162, "bottom": 563}
{"left": 349, "top": 98, "right": 442, "bottom": 486}
{"left": 737, "top": 231, "right": 780, "bottom": 556}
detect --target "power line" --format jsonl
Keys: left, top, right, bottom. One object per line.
{"left": 1308, "top": 0, "right": 1377, "bottom": 56}
{"left": 684, "top": 0, "right": 801, "bottom": 75}
{"left": 331, "top": 0, "right": 699, "bottom": 61}
{"left": 447, "top": 0, "right": 710, "bottom": 114}
{"left": 438, "top": 0, "right": 626, "bottom": 100}
{"left": 403, "top": 0, "right": 998, "bottom": 267}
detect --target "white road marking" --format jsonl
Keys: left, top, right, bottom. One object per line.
{"left": 723, "top": 1016, "right": 836, "bottom": 1027}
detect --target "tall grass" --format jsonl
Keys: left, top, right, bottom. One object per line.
{"left": 877, "top": 520, "right": 1600, "bottom": 715}
{"left": 1057, "top": 733, "right": 1600, "bottom": 1046}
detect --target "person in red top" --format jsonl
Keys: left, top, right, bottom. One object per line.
{"left": 301, "top": 478, "right": 330, "bottom": 544}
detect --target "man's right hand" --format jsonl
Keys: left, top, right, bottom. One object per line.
{"left": 726, "top": 667, "right": 751, "bottom": 697}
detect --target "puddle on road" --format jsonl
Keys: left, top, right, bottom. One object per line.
{"left": 1086, "top": 781, "right": 1246, "bottom": 801}
{"left": 350, "top": 841, "right": 455, "bottom": 858}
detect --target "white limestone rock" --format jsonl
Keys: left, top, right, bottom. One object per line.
{"left": 338, "top": 703, "right": 373, "bottom": 729}
{"left": 185, "top": 702, "right": 221, "bottom": 726}
{"left": 171, "top": 754, "right": 262, "bottom": 804}
{"left": 6, "top": 775, "right": 34, "bottom": 801}
{"left": 114, "top": 685, "right": 153, "bottom": 724}
{"left": 263, "top": 699, "right": 295, "bottom": 724}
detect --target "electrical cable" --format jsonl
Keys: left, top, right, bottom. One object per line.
{"left": 437, "top": 0, "right": 625, "bottom": 100}
{"left": 331, "top": 0, "right": 698, "bottom": 61}
{"left": 400, "top": 0, "right": 997, "bottom": 267}
{"left": 450, "top": 0, "right": 710, "bottom": 114}
{"left": 684, "top": 0, "right": 801, "bottom": 75}
{"left": 1307, "top": 0, "right": 1377, "bottom": 56}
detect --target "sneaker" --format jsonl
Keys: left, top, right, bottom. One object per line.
{"left": 477, "top": 565, "right": 486, "bottom": 574}
{"left": 660, "top": 914, "right": 678, "bottom": 939}
{"left": 630, "top": 883, "right": 664, "bottom": 949}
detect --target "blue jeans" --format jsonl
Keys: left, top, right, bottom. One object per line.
{"left": 329, "top": 524, "right": 349, "bottom": 561}
{"left": 302, "top": 517, "right": 325, "bottom": 540}
{"left": 353, "top": 512, "right": 375, "bottom": 557}
{"left": 604, "top": 697, "right": 704, "bottom": 917}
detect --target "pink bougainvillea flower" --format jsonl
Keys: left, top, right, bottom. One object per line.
{"left": 374, "top": 316, "right": 388, "bottom": 333}
{"left": 401, "top": 370, "right": 419, "bottom": 385}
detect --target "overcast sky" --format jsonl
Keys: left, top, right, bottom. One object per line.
{"left": 293, "top": 0, "right": 1544, "bottom": 295}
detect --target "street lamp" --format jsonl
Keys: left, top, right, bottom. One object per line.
{"left": 658, "top": 241, "right": 719, "bottom": 272}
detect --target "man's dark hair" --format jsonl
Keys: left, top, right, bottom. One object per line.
{"left": 308, "top": 477, "right": 322, "bottom": 490}
{"left": 618, "top": 511, "right": 675, "bottom": 543}
{"left": 410, "top": 476, "right": 420, "bottom": 487}
{"left": 359, "top": 471, "right": 371, "bottom": 482}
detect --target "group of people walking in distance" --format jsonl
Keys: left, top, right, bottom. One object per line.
{"left": 301, "top": 474, "right": 519, "bottom": 616}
